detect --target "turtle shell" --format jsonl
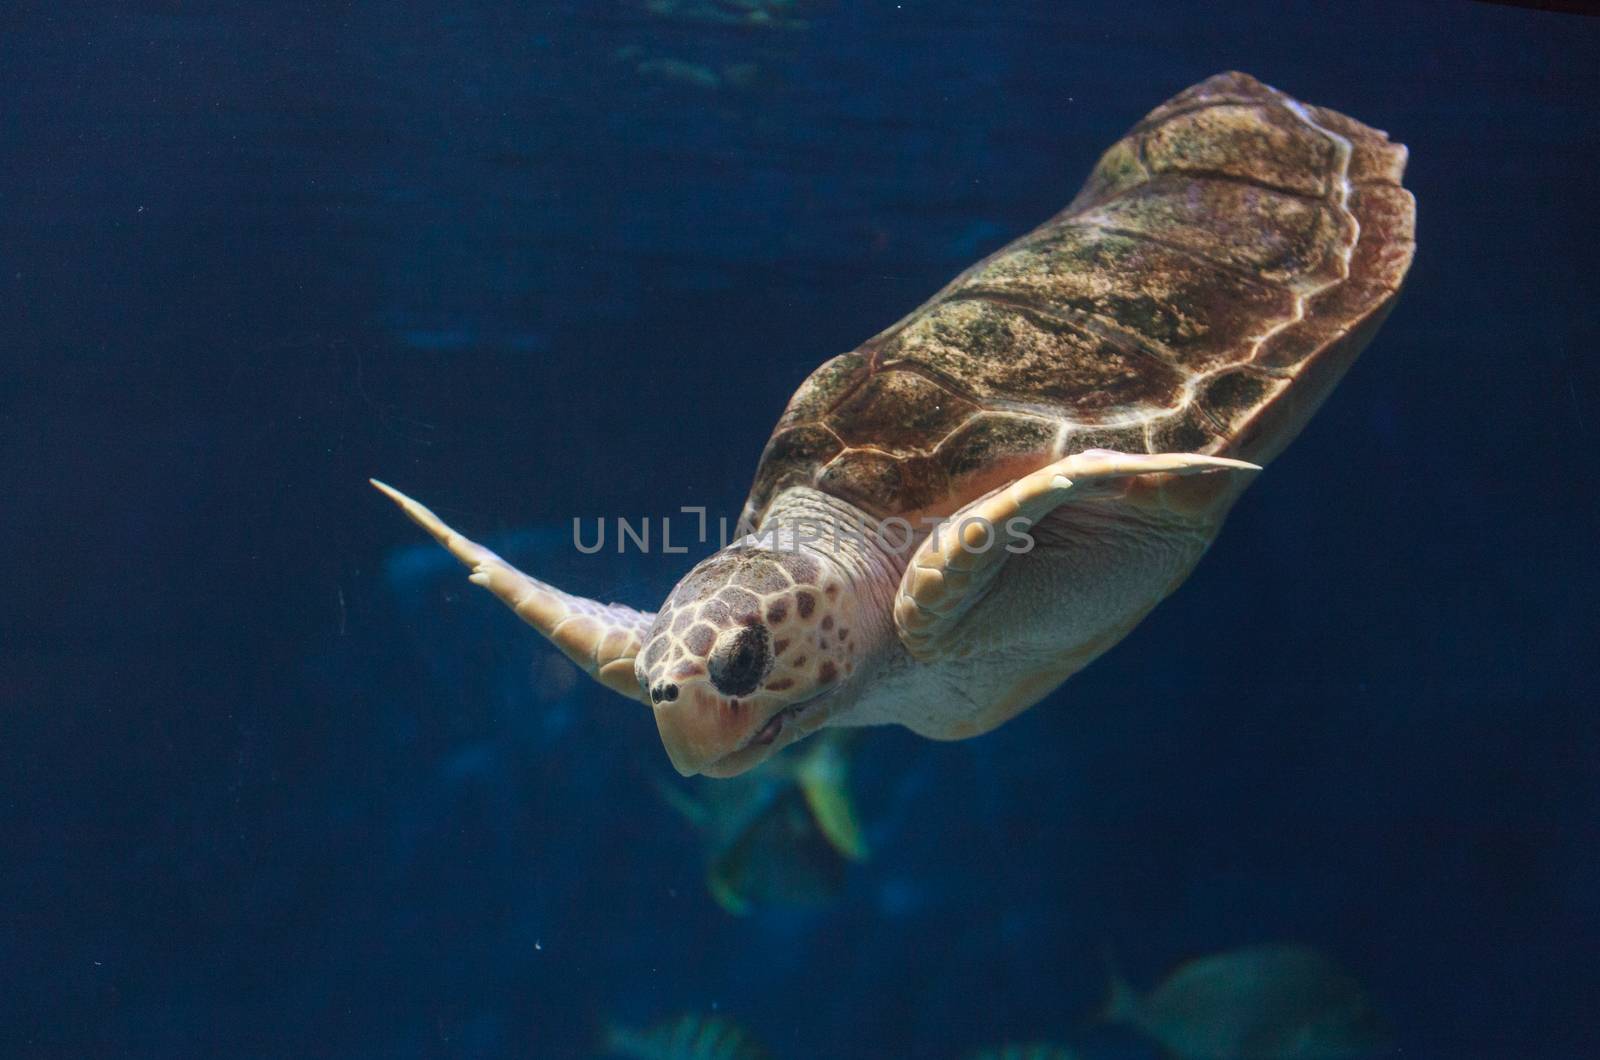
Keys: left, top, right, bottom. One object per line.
{"left": 741, "top": 72, "right": 1415, "bottom": 529}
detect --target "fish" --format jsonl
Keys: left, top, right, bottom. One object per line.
{"left": 635, "top": 58, "right": 723, "bottom": 91}
{"left": 656, "top": 730, "right": 867, "bottom": 915}
{"left": 604, "top": 1013, "right": 772, "bottom": 1060}
{"left": 1104, "top": 943, "right": 1388, "bottom": 1059}
{"left": 964, "top": 1044, "right": 1081, "bottom": 1060}
{"left": 639, "top": 0, "right": 807, "bottom": 30}
{"left": 618, "top": 53, "right": 764, "bottom": 94}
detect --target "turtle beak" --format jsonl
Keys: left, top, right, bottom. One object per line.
{"left": 653, "top": 684, "right": 782, "bottom": 778}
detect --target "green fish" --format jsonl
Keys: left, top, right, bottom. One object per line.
{"left": 789, "top": 729, "right": 867, "bottom": 860}
{"left": 604, "top": 1013, "right": 771, "bottom": 1060}
{"left": 656, "top": 730, "right": 867, "bottom": 915}
{"left": 1105, "top": 943, "right": 1389, "bottom": 1059}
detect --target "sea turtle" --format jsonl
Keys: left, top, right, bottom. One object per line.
{"left": 375, "top": 72, "right": 1415, "bottom": 778}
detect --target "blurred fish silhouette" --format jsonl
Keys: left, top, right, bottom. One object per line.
{"left": 604, "top": 1013, "right": 772, "bottom": 1060}
{"left": 965, "top": 1044, "right": 1081, "bottom": 1060}
{"left": 638, "top": 0, "right": 807, "bottom": 30}
{"left": 614, "top": 47, "right": 766, "bottom": 94}
{"left": 635, "top": 57, "right": 724, "bottom": 91}
{"left": 656, "top": 730, "right": 866, "bottom": 914}
{"left": 1104, "top": 944, "right": 1388, "bottom": 1059}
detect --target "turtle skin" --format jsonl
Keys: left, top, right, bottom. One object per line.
{"left": 739, "top": 72, "right": 1415, "bottom": 531}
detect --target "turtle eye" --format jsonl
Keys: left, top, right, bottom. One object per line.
{"left": 708, "top": 625, "right": 770, "bottom": 697}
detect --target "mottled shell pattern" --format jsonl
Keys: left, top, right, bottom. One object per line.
{"left": 740, "top": 72, "right": 1415, "bottom": 531}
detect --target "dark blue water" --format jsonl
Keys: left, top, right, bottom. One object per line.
{"left": 5, "top": 2, "right": 1599, "bottom": 1056}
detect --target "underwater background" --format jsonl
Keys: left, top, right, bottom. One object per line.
{"left": 5, "top": 1, "right": 1600, "bottom": 1056}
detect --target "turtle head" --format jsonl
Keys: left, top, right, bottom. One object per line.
{"left": 636, "top": 539, "right": 865, "bottom": 777}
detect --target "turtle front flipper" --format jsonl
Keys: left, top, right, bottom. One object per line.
{"left": 892, "top": 451, "right": 1257, "bottom": 660}
{"left": 371, "top": 480, "right": 654, "bottom": 704}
